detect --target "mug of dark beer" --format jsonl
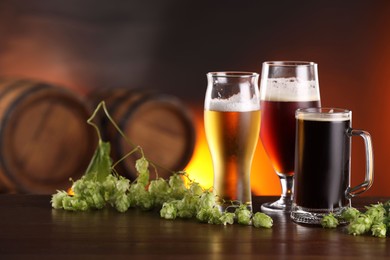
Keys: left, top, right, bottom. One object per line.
{"left": 291, "top": 108, "right": 374, "bottom": 225}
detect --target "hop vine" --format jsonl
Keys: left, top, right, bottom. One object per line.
{"left": 51, "top": 101, "right": 273, "bottom": 229}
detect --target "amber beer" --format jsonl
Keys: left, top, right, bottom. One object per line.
{"left": 260, "top": 100, "right": 320, "bottom": 175}
{"left": 204, "top": 109, "right": 260, "bottom": 210}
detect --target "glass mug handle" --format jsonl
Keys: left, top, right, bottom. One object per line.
{"left": 345, "top": 129, "right": 374, "bottom": 199}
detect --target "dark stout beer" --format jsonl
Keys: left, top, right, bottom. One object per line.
{"left": 294, "top": 114, "right": 350, "bottom": 209}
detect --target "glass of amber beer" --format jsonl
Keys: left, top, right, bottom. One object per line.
{"left": 260, "top": 61, "right": 321, "bottom": 212}
{"left": 204, "top": 72, "right": 260, "bottom": 211}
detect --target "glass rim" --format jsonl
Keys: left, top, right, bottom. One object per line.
{"left": 296, "top": 107, "right": 351, "bottom": 119}
{"left": 263, "top": 61, "right": 317, "bottom": 67}
{"left": 207, "top": 71, "right": 259, "bottom": 78}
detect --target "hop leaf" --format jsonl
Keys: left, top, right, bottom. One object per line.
{"left": 84, "top": 141, "right": 112, "bottom": 182}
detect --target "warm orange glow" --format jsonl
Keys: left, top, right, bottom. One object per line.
{"left": 67, "top": 188, "right": 74, "bottom": 196}
{"left": 185, "top": 106, "right": 280, "bottom": 196}
{"left": 184, "top": 110, "right": 214, "bottom": 190}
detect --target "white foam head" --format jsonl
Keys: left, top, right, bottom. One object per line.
{"left": 260, "top": 77, "right": 320, "bottom": 101}
{"left": 205, "top": 93, "right": 260, "bottom": 112}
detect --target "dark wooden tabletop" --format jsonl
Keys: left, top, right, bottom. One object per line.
{"left": 0, "top": 195, "right": 389, "bottom": 259}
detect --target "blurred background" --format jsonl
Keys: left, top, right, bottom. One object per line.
{"left": 0, "top": 0, "right": 389, "bottom": 196}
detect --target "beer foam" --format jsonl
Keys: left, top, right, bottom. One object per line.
{"left": 296, "top": 112, "right": 350, "bottom": 122}
{"left": 206, "top": 94, "right": 260, "bottom": 112}
{"left": 260, "top": 78, "right": 319, "bottom": 101}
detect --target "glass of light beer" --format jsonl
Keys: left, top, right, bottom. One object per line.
{"left": 291, "top": 108, "right": 374, "bottom": 224}
{"left": 260, "top": 61, "right": 321, "bottom": 212}
{"left": 204, "top": 72, "right": 260, "bottom": 211}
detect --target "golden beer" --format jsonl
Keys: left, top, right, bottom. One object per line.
{"left": 204, "top": 109, "right": 260, "bottom": 210}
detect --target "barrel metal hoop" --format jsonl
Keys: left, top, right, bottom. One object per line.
{"left": 115, "top": 92, "right": 196, "bottom": 174}
{"left": 114, "top": 92, "right": 157, "bottom": 164}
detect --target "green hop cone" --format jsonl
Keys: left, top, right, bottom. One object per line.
{"left": 137, "top": 191, "right": 154, "bottom": 210}
{"left": 371, "top": 223, "right": 387, "bottom": 238}
{"left": 137, "top": 170, "right": 150, "bottom": 188}
{"left": 168, "top": 174, "right": 187, "bottom": 200}
{"left": 208, "top": 207, "right": 223, "bottom": 225}
{"left": 71, "top": 176, "right": 89, "bottom": 196}
{"left": 135, "top": 157, "right": 149, "bottom": 174}
{"left": 51, "top": 190, "right": 68, "bottom": 209}
{"left": 135, "top": 157, "right": 150, "bottom": 188}
{"left": 129, "top": 183, "right": 145, "bottom": 207}
{"left": 129, "top": 183, "right": 154, "bottom": 210}
{"left": 115, "top": 193, "right": 131, "bottom": 213}
{"left": 62, "top": 195, "right": 89, "bottom": 211}
{"left": 197, "top": 191, "right": 216, "bottom": 211}
{"left": 252, "top": 212, "right": 273, "bottom": 228}
{"left": 347, "top": 214, "right": 373, "bottom": 236}
{"left": 148, "top": 178, "right": 170, "bottom": 206}
{"left": 102, "top": 175, "right": 117, "bottom": 202}
{"left": 189, "top": 182, "right": 203, "bottom": 196}
{"left": 160, "top": 201, "right": 178, "bottom": 220}
{"left": 341, "top": 207, "right": 360, "bottom": 222}
{"left": 235, "top": 205, "right": 252, "bottom": 225}
{"left": 115, "top": 176, "right": 130, "bottom": 193}
{"left": 177, "top": 194, "right": 199, "bottom": 219}
{"left": 365, "top": 203, "right": 386, "bottom": 223}
{"left": 219, "top": 212, "right": 235, "bottom": 225}
{"left": 196, "top": 208, "right": 214, "bottom": 223}
{"left": 321, "top": 213, "right": 339, "bottom": 229}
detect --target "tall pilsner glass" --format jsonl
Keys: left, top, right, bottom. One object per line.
{"left": 204, "top": 72, "right": 260, "bottom": 211}
{"left": 260, "top": 62, "right": 321, "bottom": 212}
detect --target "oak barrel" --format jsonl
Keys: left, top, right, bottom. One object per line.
{"left": 90, "top": 88, "right": 196, "bottom": 180}
{"left": 0, "top": 78, "right": 96, "bottom": 194}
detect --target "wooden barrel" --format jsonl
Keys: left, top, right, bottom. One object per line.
{"left": 0, "top": 78, "right": 96, "bottom": 194}
{"left": 89, "top": 88, "right": 196, "bottom": 180}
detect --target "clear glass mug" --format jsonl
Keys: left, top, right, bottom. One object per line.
{"left": 259, "top": 61, "right": 321, "bottom": 212}
{"left": 291, "top": 108, "right": 374, "bottom": 225}
{"left": 204, "top": 72, "right": 260, "bottom": 211}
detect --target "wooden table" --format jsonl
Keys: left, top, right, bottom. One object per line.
{"left": 0, "top": 195, "right": 389, "bottom": 259}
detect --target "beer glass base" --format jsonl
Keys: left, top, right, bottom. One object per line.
{"left": 290, "top": 205, "right": 348, "bottom": 225}
{"left": 261, "top": 197, "right": 292, "bottom": 213}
